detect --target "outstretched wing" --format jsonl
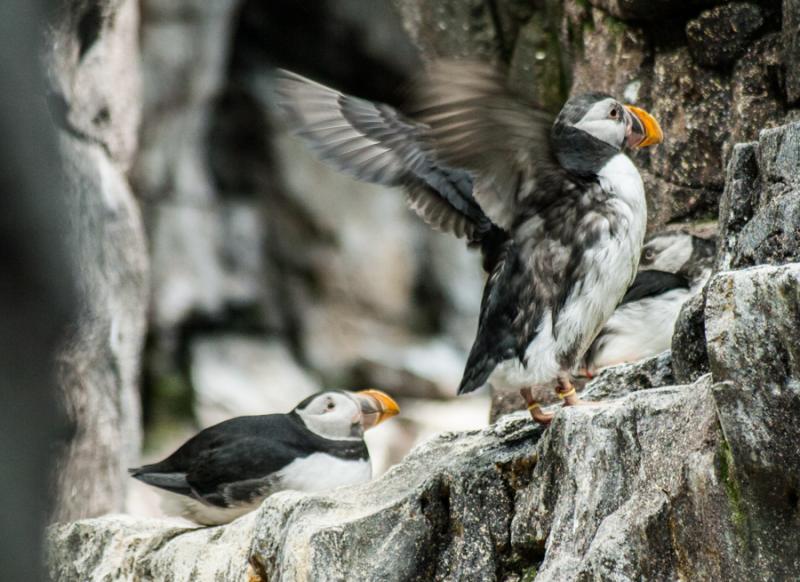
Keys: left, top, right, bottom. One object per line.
{"left": 411, "top": 60, "right": 557, "bottom": 231}
{"left": 274, "top": 70, "right": 493, "bottom": 241}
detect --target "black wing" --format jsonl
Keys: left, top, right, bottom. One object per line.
{"left": 620, "top": 270, "right": 690, "bottom": 305}
{"left": 130, "top": 415, "right": 301, "bottom": 502}
{"left": 458, "top": 239, "right": 529, "bottom": 394}
{"left": 274, "top": 70, "right": 492, "bottom": 241}
{"left": 411, "top": 60, "right": 558, "bottom": 231}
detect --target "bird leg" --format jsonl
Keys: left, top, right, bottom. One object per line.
{"left": 555, "top": 376, "right": 589, "bottom": 407}
{"left": 520, "top": 387, "right": 554, "bottom": 425}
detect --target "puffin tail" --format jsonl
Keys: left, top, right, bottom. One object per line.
{"left": 129, "top": 465, "right": 192, "bottom": 496}
{"left": 457, "top": 353, "right": 495, "bottom": 395}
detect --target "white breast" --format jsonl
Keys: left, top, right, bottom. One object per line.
{"left": 588, "top": 288, "right": 691, "bottom": 371}
{"left": 554, "top": 153, "right": 647, "bottom": 356}
{"left": 277, "top": 453, "right": 372, "bottom": 492}
{"left": 157, "top": 453, "right": 372, "bottom": 526}
{"left": 490, "top": 153, "right": 647, "bottom": 392}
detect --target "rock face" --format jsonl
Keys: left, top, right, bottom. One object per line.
{"left": 686, "top": 3, "right": 765, "bottom": 67}
{"left": 48, "top": 376, "right": 798, "bottom": 581}
{"left": 48, "top": 106, "right": 800, "bottom": 578}
{"left": 704, "top": 263, "right": 800, "bottom": 578}
{"left": 47, "top": 0, "right": 149, "bottom": 522}
{"left": 127, "top": 0, "right": 799, "bottom": 462}
{"left": 48, "top": 255, "right": 800, "bottom": 580}
{"left": 675, "top": 121, "right": 800, "bottom": 383}
{"left": 44, "top": 0, "right": 800, "bottom": 577}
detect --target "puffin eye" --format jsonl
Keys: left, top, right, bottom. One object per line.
{"left": 609, "top": 107, "right": 620, "bottom": 120}
{"left": 326, "top": 401, "right": 335, "bottom": 410}
{"left": 643, "top": 248, "right": 655, "bottom": 261}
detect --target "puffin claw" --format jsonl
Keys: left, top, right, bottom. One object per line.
{"left": 519, "top": 387, "right": 554, "bottom": 425}
{"left": 528, "top": 402, "right": 555, "bottom": 425}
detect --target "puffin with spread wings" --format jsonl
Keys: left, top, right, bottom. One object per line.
{"left": 275, "top": 61, "right": 663, "bottom": 424}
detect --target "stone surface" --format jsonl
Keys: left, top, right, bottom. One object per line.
{"left": 784, "top": 0, "right": 800, "bottom": 104}
{"left": 133, "top": 0, "right": 242, "bottom": 204}
{"left": 587, "top": 0, "right": 722, "bottom": 21}
{"left": 508, "top": 5, "right": 569, "bottom": 113}
{"left": 148, "top": 201, "right": 266, "bottom": 331}
{"left": 134, "top": 0, "right": 251, "bottom": 336}
{"left": 566, "top": 6, "right": 649, "bottom": 101}
{"left": 559, "top": 2, "right": 791, "bottom": 232}
{"left": 49, "top": 294, "right": 800, "bottom": 578}
{"left": 686, "top": 3, "right": 765, "bottom": 67}
{"left": 53, "top": 137, "right": 149, "bottom": 523}
{"left": 46, "top": 0, "right": 142, "bottom": 169}
{"left": 392, "top": 0, "right": 502, "bottom": 62}
{"left": 717, "top": 122, "right": 800, "bottom": 271}
{"left": 489, "top": 351, "right": 675, "bottom": 422}
{"left": 676, "top": 119, "right": 800, "bottom": 386}
{"left": 704, "top": 263, "right": 800, "bottom": 578}
{"left": 47, "top": 0, "right": 149, "bottom": 522}
{"left": 47, "top": 515, "right": 253, "bottom": 581}
{"left": 47, "top": 249, "right": 800, "bottom": 578}
{"left": 728, "top": 34, "right": 787, "bottom": 158}
{"left": 44, "top": 1, "right": 800, "bottom": 577}
{"left": 715, "top": 143, "right": 760, "bottom": 271}
{"left": 581, "top": 351, "right": 675, "bottom": 401}
{"left": 671, "top": 288, "right": 710, "bottom": 384}
{"left": 650, "top": 48, "right": 731, "bottom": 191}
{"left": 51, "top": 376, "right": 781, "bottom": 581}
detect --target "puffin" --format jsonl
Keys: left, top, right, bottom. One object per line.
{"left": 638, "top": 229, "right": 716, "bottom": 285}
{"left": 580, "top": 231, "right": 717, "bottom": 375}
{"left": 130, "top": 389, "right": 399, "bottom": 525}
{"left": 275, "top": 61, "right": 663, "bottom": 423}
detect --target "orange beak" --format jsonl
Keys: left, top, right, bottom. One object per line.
{"left": 624, "top": 105, "right": 663, "bottom": 148}
{"left": 354, "top": 389, "right": 400, "bottom": 430}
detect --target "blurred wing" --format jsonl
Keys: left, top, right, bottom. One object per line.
{"left": 411, "top": 60, "right": 556, "bottom": 230}
{"left": 274, "top": 70, "right": 492, "bottom": 240}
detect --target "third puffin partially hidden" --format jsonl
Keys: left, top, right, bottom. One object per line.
{"left": 276, "top": 61, "right": 663, "bottom": 424}
{"left": 580, "top": 231, "right": 716, "bottom": 376}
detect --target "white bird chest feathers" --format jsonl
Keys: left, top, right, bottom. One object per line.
{"left": 492, "top": 153, "right": 647, "bottom": 391}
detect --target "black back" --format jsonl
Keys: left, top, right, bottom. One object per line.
{"left": 620, "top": 270, "right": 690, "bottom": 305}
{"left": 131, "top": 413, "right": 368, "bottom": 503}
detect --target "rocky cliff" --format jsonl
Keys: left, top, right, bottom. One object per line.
{"left": 48, "top": 118, "right": 800, "bottom": 580}
{"left": 45, "top": 0, "right": 800, "bottom": 579}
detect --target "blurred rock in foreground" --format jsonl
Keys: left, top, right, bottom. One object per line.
{"left": 48, "top": 0, "right": 149, "bottom": 521}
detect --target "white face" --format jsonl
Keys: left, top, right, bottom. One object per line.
{"left": 639, "top": 233, "right": 694, "bottom": 273}
{"left": 294, "top": 392, "right": 362, "bottom": 441}
{"left": 573, "top": 98, "right": 627, "bottom": 149}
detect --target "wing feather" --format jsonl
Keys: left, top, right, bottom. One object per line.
{"left": 274, "top": 69, "right": 492, "bottom": 241}
{"left": 411, "top": 60, "right": 557, "bottom": 230}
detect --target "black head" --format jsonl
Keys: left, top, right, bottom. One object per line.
{"left": 551, "top": 93, "right": 663, "bottom": 177}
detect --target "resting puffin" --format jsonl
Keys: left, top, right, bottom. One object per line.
{"left": 130, "top": 389, "right": 399, "bottom": 525}
{"left": 275, "top": 61, "right": 663, "bottom": 423}
{"left": 581, "top": 231, "right": 716, "bottom": 375}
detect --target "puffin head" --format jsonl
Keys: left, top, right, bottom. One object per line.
{"left": 551, "top": 93, "right": 663, "bottom": 176}
{"left": 293, "top": 389, "right": 400, "bottom": 440}
{"left": 640, "top": 231, "right": 717, "bottom": 279}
